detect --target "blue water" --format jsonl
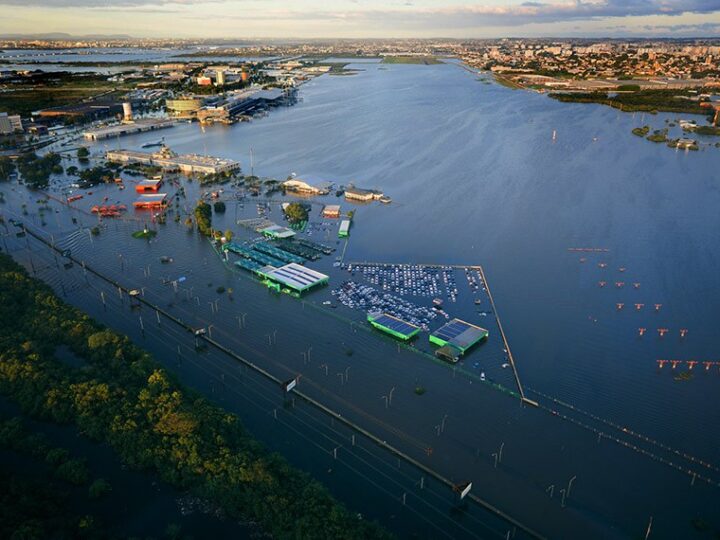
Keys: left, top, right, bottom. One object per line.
{"left": 3, "top": 58, "right": 720, "bottom": 538}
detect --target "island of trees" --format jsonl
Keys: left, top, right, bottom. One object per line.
{"left": 0, "top": 253, "right": 390, "bottom": 539}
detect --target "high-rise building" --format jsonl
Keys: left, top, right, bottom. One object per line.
{"left": 216, "top": 70, "right": 226, "bottom": 86}
{"left": 0, "top": 112, "right": 22, "bottom": 135}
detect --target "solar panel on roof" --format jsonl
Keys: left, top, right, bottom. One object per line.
{"left": 434, "top": 320, "right": 470, "bottom": 341}
{"left": 431, "top": 319, "right": 488, "bottom": 352}
{"left": 373, "top": 314, "right": 418, "bottom": 335}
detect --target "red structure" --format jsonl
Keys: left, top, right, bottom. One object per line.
{"left": 133, "top": 194, "right": 167, "bottom": 209}
{"left": 135, "top": 179, "right": 163, "bottom": 193}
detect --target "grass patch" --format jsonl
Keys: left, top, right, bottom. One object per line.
{"left": 131, "top": 229, "right": 157, "bottom": 239}
{"left": 549, "top": 89, "right": 710, "bottom": 115}
{"left": 646, "top": 129, "right": 669, "bottom": 143}
{"left": 0, "top": 72, "right": 132, "bottom": 117}
{"left": 381, "top": 56, "right": 441, "bottom": 65}
{"left": 493, "top": 75, "right": 523, "bottom": 90}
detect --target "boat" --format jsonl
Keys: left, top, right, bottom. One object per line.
{"left": 142, "top": 138, "right": 164, "bottom": 148}
{"left": 379, "top": 196, "right": 392, "bottom": 204}
{"left": 160, "top": 256, "right": 173, "bottom": 264}
{"left": 480, "top": 372, "right": 486, "bottom": 381}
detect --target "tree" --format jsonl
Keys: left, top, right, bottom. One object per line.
{"left": 284, "top": 202, "right": 309, "bottom": 223}
{"left": 213, "top": 200, "right": 226, "bottom": 213}
{"left": 54, "top": 458, "right": 89, "bottom": 485}
{"left": 88, "top": 478, "right": 112, "bottom": 499}
{"left": 224, "top": 229, "right": 233, "bottom": 241}
{"left": 0, "top": 156, "right": 15, "bottom": 181}
{"left": 77, "top": 147, "right": 90, "bottom": 162}
{"left": 16, "top": 153, "right": 61, "bottom": 190}
{"left": 194, "top": 200, "right": 212, "bottom": 236}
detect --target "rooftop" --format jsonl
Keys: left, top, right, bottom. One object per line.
{"left": 430, "top": 319, "right": 488, "bottom": 353}
{"left": 259, "top": 263, "right": 329, "bottom": 293}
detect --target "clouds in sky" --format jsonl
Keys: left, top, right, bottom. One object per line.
{"left": 1, "top": 0, "right": 720, "bottom": 36}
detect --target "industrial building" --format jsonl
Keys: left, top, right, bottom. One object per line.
{"left": 197, "top": 87, "right": 288, "bottom": 124}
{"left": 133, "top": 193, "right": 168, "bottom": 209}
{"left": 107, "top": 145, "right": 240, "bottom": 175}
{"left": 338, "top": 220, "right": 351, "bottom": 238}
{"left": 322, "top": 205, "right": 341, "bottom": 218}
{"left": 135, "top": 179, "right": 163, "bottom": 193}
{"left": 83, "top": 119, "right": 175, "bottom": 141}
{"left": 0, "top": 112, "right": 23, "bottom": 135}
{"left": 261, "top": 225, "right": 296, "bottom": 239}
{"left": 34, "top": 100, "right": 124, "bottom": 121}
{"left": 283, "top": 178, "right": 332, "bottom": 195}
{"left": 345, "top": 186, "right": 384, "bottom": 202}
{"left": 367, "top": 312, "right": 420, "bottom": 341}
{"left": 258, "top": 263, "right": 329, "bottom": 294}
{"left": 430, "top": 319, "right": 489, "bottom": 362}
{"left": 165, "top": 96, "right": 206, "bottom": 118}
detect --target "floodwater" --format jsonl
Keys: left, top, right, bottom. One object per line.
{"left": 2, "top": 58, "right": 720, "bottom": 539}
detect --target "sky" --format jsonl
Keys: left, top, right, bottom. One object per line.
{"left": 1, "top": 0, "right": 720, "bottom": 39}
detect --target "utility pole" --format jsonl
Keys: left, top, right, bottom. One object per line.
{"left": 644, "top": 516, "right": 653, "bottom": 540}
{"left": 567, "top": 475, "right": 576, "bottom": 498}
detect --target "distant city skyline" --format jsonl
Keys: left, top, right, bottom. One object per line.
{"left": 1, "top": 0, "right": 720, "bottom": 39}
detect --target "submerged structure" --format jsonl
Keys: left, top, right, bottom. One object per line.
{"left": 339, "top": 219, "right": 351, "bottom": 238}
{"left": 135, "top": 179, "right": 163, "bottom": 193}
{"left": 261, "top": 225, "right": 296, "bottom": 239}
{"left": 430, "top": 318, "right": 488, "bottom": 362}
{"left": 133, "top": 193, "right": 168, "bottom": 209}
{"left": 367, "top": 311, "right": 420, "bottom": 341}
